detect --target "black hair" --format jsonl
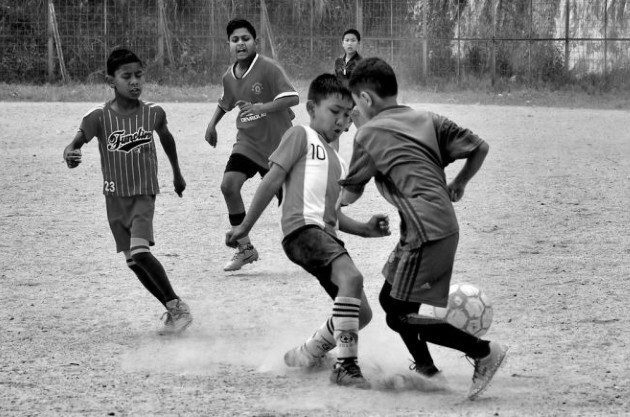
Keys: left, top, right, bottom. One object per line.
{"left": 342, "top": 28, "right": 361, "bottom": 42}
{"left": 308, "top": 73, "right": 353, "bottom": 104}
{"left": 226, "top": 18, "right": 257, "bottom": 39}
{"left": 106, "top": 49, "right": 142, "bottom": 76}
{"left": 348, "top": 57, "right": 397, "bottom": 98}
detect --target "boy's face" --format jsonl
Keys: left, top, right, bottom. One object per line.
{"left": 108, "top": 62, "right": 144, "bottom": 100}
{"left": 342, "top": 34, "right": 359, "bottom": 56}
{"left": 309, "top": 94, "right": 354, "bottom": 143}
{"left": 229, "top": 28, "right": 257, "bottom": 61}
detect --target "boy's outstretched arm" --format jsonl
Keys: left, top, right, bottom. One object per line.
{"left": 236, "top": 95, "right": 299, "bottom": 117}
{"left": 225, "top": 164, "right": 287, "bottom": 247}
{"left": 338, "top": 210, "right": 391, "bottom": 238}
{"left": 155, "top": 120, "right": 186, "bottom": 197}
{"left": 63, "top": 131, "right": 86, "bottom": 169}
{"left": 205, "top": 106, "right": 226, "bottom": 148}
{"left": 447, "top": 141, "right": 489, "bottom": 202}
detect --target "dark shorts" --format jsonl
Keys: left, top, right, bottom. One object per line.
{"left": 282, "top": 226, "right": 348, "bottom": 299}
{"left": 105, "top": 195, "right": 156, "bottom": 253}
{"left": 225, "top": 152, "right": 268, "bottom": 179}
{"left": 382, "top": 233, "right": 459, "bottom": 307}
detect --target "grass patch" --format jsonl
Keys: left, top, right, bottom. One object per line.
{"left": 1, "top": 80, "right": 628, "bottom": 110}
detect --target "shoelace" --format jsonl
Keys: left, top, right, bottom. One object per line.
{"left": 160, "top": 311, "right": 173, "bottom": 324}
{"left": 340, "top": 362, "right": 363, "bottom": 378}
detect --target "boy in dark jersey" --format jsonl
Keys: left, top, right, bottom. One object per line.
{"left": 334, "top": 28, "right": 362, "bottom": 86}
{"left": 226, "top": 74, "right": 390, "bottom": 389}
{"left": 340, "top": 57, "right": 508, "bottom": 400}
{"left": 63, "top": 49, "right": 192, "bottom": 335}
{"left": 205, "top": 18, "right": 299, "bottom": 272}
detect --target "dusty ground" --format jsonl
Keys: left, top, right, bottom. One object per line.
{"left": 1, "top": 101, "right": 629, "bottom": 416}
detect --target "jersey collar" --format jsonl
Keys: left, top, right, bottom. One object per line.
{"left": 231, "top": 54, "right": 259, "bottom": 79}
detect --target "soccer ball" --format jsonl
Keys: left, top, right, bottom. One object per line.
{"left": 433, "top": 283, "right": 493, "bottom": 337}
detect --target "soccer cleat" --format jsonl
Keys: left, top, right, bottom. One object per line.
{"left": 223, "top": 243, "right": 259, "bottom": 271}
{"left": 330, "top": 360, "right": 371, "bottom": 389}
{"left": 284, "top": 344, "right": 333, "bottom": 368}
{"left": 467, "top": 342, "right": 508, "bottom": 400}
{"left": 159, "top": 299, "right": 193, "bottom": 335}
{"left": 409, "top": 361, "right": 441, "bottom": 378}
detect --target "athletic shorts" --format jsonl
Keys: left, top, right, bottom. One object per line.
{"left": 105, "top": 195, "right": 156, "bottom": 253}
{"left": 282, "top": 225, "right": 348, "bottom": 299}
{"left": 382, "top": 233, "right": 459, "bottom": 307}
{"left": 225, "top": 152, "right": 268, "bottom": 179}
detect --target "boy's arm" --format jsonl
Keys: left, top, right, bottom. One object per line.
{"left": 447, "top": 141, "right": 489, "bottom": 202}
{"left": 63, "top": 131, "right": 87, "bottom": 169}
{"left": 338, "top": 209, "right": 391, "bottom": 238}
{"left": 225, "top": 163, "right": 287, "bottom": 247}
{"left": 339, "top": 138, "right": 378, "bottom": 206}
{"left": 155, "top": 117, "right": 186, "bottom": 197}
{"left": 237, "top": 95, "right": 299, "bottom": 117}
{"left": 205, "top": 106, "right": 227, "bottom": 148}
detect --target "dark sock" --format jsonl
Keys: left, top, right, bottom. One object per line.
{"left": 131, "top": 252, "right": 178, "bottom": 303}
{"left": 127, "top": 259, "right": 166, "bottom": 306}
{"left": 417, "top": 322, "right": 491, "bottom": 359}
{"left": 228, "top": 212, "right": 246, "bottom": 226}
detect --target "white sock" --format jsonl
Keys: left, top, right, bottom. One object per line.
{"left": 332, "top": 296, "right": 361, "bottom": 363}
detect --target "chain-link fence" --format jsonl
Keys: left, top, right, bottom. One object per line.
{"left": 2, "top": 0, "right": 629, "bottom": 87}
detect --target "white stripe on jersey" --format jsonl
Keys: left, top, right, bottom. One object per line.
{"left": 274, "top": 91, "right": 299, "bottom": 100}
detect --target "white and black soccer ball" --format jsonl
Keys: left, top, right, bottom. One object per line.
{"left": 433, "top": 283, "right": 493, "bottom": 337}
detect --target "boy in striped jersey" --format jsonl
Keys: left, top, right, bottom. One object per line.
{"left": 341, "top": 57, "right": 507, "bottom": 400}
{"left": 63, "top": 49, "right": 192, "bottom": 335}
{"left": 205, "top": 18, "right": 299, "bottom": 272}
{"left": 226, "top": 74, "right": 390, "bottom": 388}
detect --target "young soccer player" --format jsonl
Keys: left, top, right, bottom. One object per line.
{"left": 340, "top": 57, "right": 508, "bottom": 400}
{"left": 334, "top": 28, "right": 362, "bottom": 85}
{"left": 205, "top": 18, "right": 299, "bottom": 272}
{"left": 63, "top": 48, "right": 192, "bottom": 335}
{"left": 225, "top": 74, "right": 390, "bottom": 389}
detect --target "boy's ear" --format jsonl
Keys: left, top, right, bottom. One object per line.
{"left": 306, "top": 100, "right": 316, "bottom": 116}
{"left": 359, "top": 91, "right": 373, "bottom": 107}
{"left": 106, "top": 75, "right": 115, "bottom": 89}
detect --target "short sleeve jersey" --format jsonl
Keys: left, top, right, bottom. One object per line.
{"left": 269, "top": 125, "right": 346, "bottom": 238}
{"left": 218, "top": 54, "right": 298, "bottom": 168}
{"left": 341, "top": 106, "right": 485, "bottom": 247}
{"left": 79, "top": 100, "right": 164, "bottom": 197}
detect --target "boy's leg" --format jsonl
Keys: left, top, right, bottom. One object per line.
{"left": 125, "top": 251, "right": 166, "bottom": 306}
{"left": 221, "top": 163, "right": 259, "bottom": 271}
{"left": 327, "top": 254, "right": 370, "bottom": 388}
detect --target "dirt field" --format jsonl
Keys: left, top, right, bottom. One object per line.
{"left": 1, "top": 101, "right": 628, "bottom": 417}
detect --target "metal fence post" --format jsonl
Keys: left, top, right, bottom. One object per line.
{"left": 355, "top": 0, "right": 363, "bottom": 39}
{"left": 604, "top": 0, "right": 608, "bottom": 77}
{"left": 47, "top": 0, "right": 54, "bottom": 82}
{"left": 491, "top": 0, "right": 496, "bottom": 86}
{"left": 157, "top": 0, "right": 164, "bottom": 68}
{"left": 565, "top": 0, "right": 570, "bottom": 77}
{"left": 422, "top": 0, "right": 427, "bottom": 81}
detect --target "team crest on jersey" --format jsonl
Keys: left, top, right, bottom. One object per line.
{"left": 251, "top": 82, "right": 263, "bottom": 95}
{"left": 107, "top": 128, "right": 153, "bottom": 153}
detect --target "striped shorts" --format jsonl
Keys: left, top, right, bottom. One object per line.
{"left": 382, "top": 233, "right": 459, "bottom": 307}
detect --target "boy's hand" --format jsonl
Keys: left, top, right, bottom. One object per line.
{"left": 447, "top": 180, "right": 466, "bottom": 202}
{"left": 236, "top": 100, "right": 263, "bottom": 116}
{"left": 173, "top": 174, "right": 186, "bottom": 197}
{"left": 365, "top": 214, "right": 391, "bottom": 237}
{"left": 205, "top": 124, "right": 218, "bottom": 147}
{"left": 225, "top": 226, "right": 246, "bottom": 248}
{"left": 64, "top": 149, "right": 82, "bottom": 168}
